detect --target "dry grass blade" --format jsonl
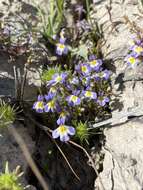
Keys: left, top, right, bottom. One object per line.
{"left": 24, "top": 112, "right": 80, "bottom": 181}
{"left": 69, "top": 140, "right": 105, "bottom": 190}
{"left": 8, "top": 125, "right": 49, "bottom": 190}
{"left": 53, "top": 139, "right": 80, "bottom": 181}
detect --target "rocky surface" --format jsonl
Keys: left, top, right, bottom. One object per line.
{"left": 0, "top": 122, "right": 36, "bottom": 188}
{"left": 1, "top": 0, "right": 143, "bottom": 190}
{"left": 94, "top": 0, "right": 143, "bottom": 189}
{"left": 95, "top": 118, "right": 143, "bottom": 190}
{"left": 0, "top": 0, "right": 47, "bottom": 100}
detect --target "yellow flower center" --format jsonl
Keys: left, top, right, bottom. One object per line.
{"left": 128, "top": 57, "right": 136, "bottom": 64}
{"left": 85, "top": 91, "right": 92, "bottom": 97}
{"left": 135, "top": 46, "right": 143, "bottom": 53}
{"left": 58, "top": 125, "right": 68, "bottom": 135}
{"left": 70, "top": 95, "right": 78, "bottom": 102}
{"left": 55, "top": 76, "right": 62, "bottom": 82}
{"left": 90, "top": 60, "right": 97, "bottom": 66}
{"left": 81, "top": 66, "right": 87, "bottom": 72}
{"left": 50, "top": 87, "right": 56, "bottom": 93}
{"left": 47, "top": 100, "right": 55, "bottom": 108}
{"left": 36, "top": 101, "right": 44, "bottom": 109}
{"left": 58, "top": 43, "right": 65, "bottom": 50}
{"left": 60, "top": 112, "right": 66, "bottom": 117}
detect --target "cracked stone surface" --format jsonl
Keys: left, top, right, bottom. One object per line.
{"left": 0, "top": 0, "right": 47, "bottom": 100}
{"left": 94, "top": 0, "right": 143, "bottom": 189}
{"left": 95, "top": 118, "right": 143, "bottom": 190}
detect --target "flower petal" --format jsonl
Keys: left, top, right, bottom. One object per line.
{"left": 67, "top": 127, "right": 75, "bottom": 136}
{"left": 60, "top": 134, "right": 70, "bottom": 142}
{"left": 52, "top": 129, "right": 60, "bottom": 139}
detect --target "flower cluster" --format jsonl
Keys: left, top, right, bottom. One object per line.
{"left": 33, "top": 31, "right": 111, "bottom": 142}
{"left": 125, "top": 35, "right": 143, "bottom": 68}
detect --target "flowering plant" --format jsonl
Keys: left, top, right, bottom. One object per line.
{"left": 125, "top": 34, "right": 143, "bottom": 68}
{"left": 33, "top": 29, "right": 111, "bottom": 142}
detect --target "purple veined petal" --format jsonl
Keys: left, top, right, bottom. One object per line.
{"left": 54, "top": 103, "right": 61, "bottom": 113}
{"left": 75, "top": 64, "right": 80, "bottom": 72}
{"left": 104, "top": 97, "right": 110, "bottom": 102}
{"left": 56, "top": 47, "right": 63, "bottom": 56}
{"left": 50, "top": 107, "right": 54, "bottom": 112}
{"left": 101, "top": 101, "right": 106, "bottom": 106}
{"left": 61, "top": 72, "right": 68, "bottom": 79}
{"left": 92, "top": 92, "right": 97, "bottom": 99}
{"left": 32, "top": 102, "right": 37, "bottom": 109}
{"left": 72, "top": 90, "right": 81, "bottom": 96}
{"left": 36, "top": 108, "right": 44, "bottom": 113}
{"left": 57, "top": 118, "right": 62, "bottom": 125}
{"left": 94, "top": 74, "right": 100, "bottom": 81}
{"left": 81, "top": 90, "right": 86, "bottom": 96}
{"left": 57, "top": 117, "right": 66, "bottom": 125}
{"left": 67, "top": 127, "right": 75, "bottom": 136}
{"left": 44, "top": 105, "right": 50, "bottom": 112}
{"left": 89, "top": 54, "right": 97, "bottom": 61}
{"left": 63, "top": 46, "right": 68, "bottom": 54}
{"left": 52, "top": 129, "right": 60, "bottom": 139}
{"left": 97, "top": 100, "right": 105, "bottom": 106}
{"left": 59, "top": 37, "right": 66, "bottom": 44}
{"left": 37, "top": 95, "right": 44, "bottom": 101}
{"left": 60, "top": 134, "right": 70, "bottom": 142}
{"left": 76, "top": 97, "right": 81, "bottom": 105}
{"left": 97, "top": 59, "right": 103, "bottom": 65}
{"left": 44, "top": 95, "right": 50, "bottom": 101}
{"left": 46, "top": 79, "right": 54, "bottom": 87}
{"left": 103, "top": 70, "right": 110, "bottom": 80}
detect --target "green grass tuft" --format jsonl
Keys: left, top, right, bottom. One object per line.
{"left": 0, "top": 100, "right": 16, "bottom": 128}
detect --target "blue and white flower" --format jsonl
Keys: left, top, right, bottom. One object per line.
{"left": 52, "top": 125, "right": 75, "bottom": 142}
{"left": 125, "top": 54, "right": 139, "bottom": 68}
{"left": 47, "top": 73, "right": 67, "bottom": 86}
{"left": 88, "top": 55, "right": 102, "bottom": 71}
{"left": 130, "top": 45, "right": 143, "bottom": 57}
{"left": 76, "top": 63, "right": 91, "bottom": 76}
{"left": 82, "top": 91, "right": 97, "bottom": 99}
{"left": 56, "top": 37, "right": 68, "bottom": 56}
{"left": 45, "top": 87, "right": 57, "bottom": 101}
{"left": 33, "top": 95, "right": 45, "bottom": 113}
{"left": 94, "top": 69, "right": 110, "bottom": 81}
{"left": 44, "top": 100, "right": 58, "bottom": 112}
{"left": 57, "top": 111, "right": 69, "bottom": 125}
{"left": 97, "top": 94, "right": 109, "bottom": 106}
{"left": 66, "top": 95, "right": 81, "bottom": 106}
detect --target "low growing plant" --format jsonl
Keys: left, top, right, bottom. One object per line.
{"left": 0, "top": 162, "right": 24, "bottom": 190}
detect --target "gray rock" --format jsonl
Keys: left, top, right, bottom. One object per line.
{"left": 0, "top": 0, "right": 47, "bottom": 100}
{"left": 95, "top": 117, "right": 143, "bottom": 190}
{"left": 93, "top": 0, "right": 143, "bottom": 189}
